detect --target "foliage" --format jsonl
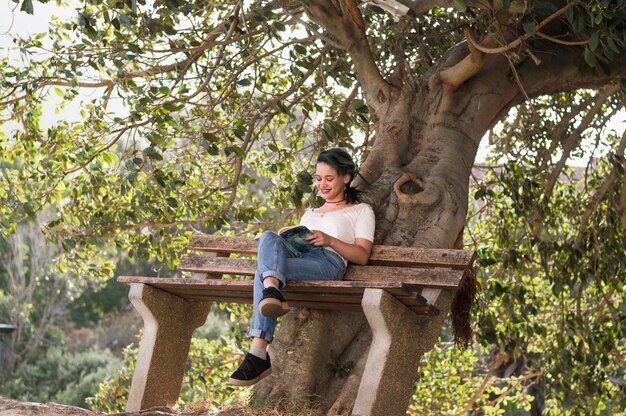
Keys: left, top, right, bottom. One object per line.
{"left": 469, "top": 166, "right": 626, "bottom": 413}
{"left": 411, "top": 344, "right": 534, "bottom": 415}
{"left": 406, "top": 90, "right": 626, "bottom": 415}
{"left": 86, "top": 343, "right": 136, "bottom": 413}
{"left": 0, "top": 216, "right": 80, "bottom": 372}
{"left": 326, "top": 349, "right": 355, "bottom": 379}
{"left": 1, "top": 345, "right": 122, "bottom": 409}
{"left": 0, "top": 0, "right": 374, "bottom": 281}
{"left": 67, "top": 275, "right": 131, "bottom": 328}
{"left": 5, "top": 0, "right": 623, "bottom": 279}
{"left": 471, "top": 91, "right": 626, "bottom": 414}
{"left": 67, "top": 252, "right": 175, "bottom": 328}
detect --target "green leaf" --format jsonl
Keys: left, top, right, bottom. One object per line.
{"left": 589, "top": 32, "right": 600, "bottom": 52}
{"left": 119, "top": 14, "right": 130, "bottom": 27}
{"left": 584, "top": 47, "right": 598, "bottom": 67}
{"left": 594, "top": 13, "right": 603, "bottom": 25}
{"left": 606, "top": 36, "right": 620, "bottom": 54}
{"left": 522, "top": 17, "right": 536, "bottom": 36}
{"left": 143, "top": 147, "right": 163, "bottom": 160}
{"left": 224, "top": 146, "right": 245, "bottom": 157}
{"left": 166, "top": 197, "right": 179, "bottom": 208}
{"left": 20, "top": 0, "right": 33, "bottom": 14}
{"left": 452, "top": 0, "right": 467, "bottom": 12}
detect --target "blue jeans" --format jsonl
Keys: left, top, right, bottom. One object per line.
{"left": 249, "top": 231, "right": 346, "bottom": 342}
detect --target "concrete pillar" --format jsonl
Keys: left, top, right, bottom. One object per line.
{"left": 352, "top": 288, "right": 424, "bottom": 416}
{"left": 125, "top": 283, "right": 211, "bottom": 411}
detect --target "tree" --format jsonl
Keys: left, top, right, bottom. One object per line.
{"left": 1, "top": 0, "right": 625, "bottom": 413}
{"left": 0, "top": 215, "right": 72, "bottom": 373}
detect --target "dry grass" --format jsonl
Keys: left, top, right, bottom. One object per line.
{"left": 183, "top": 396, "right": 328, "bottom": 416}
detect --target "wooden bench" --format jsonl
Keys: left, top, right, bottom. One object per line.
{"left": 118, "top": 234, "right": 475, "bottom": 415}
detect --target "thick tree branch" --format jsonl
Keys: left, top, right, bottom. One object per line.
{"left": 432, "top": 4, "right": 572, "bottom": 92}
{"left": 432, "top": 27, "right": 498, "bottom": 91}
{"left": 305, "top": 0, "right": 394, "bottom": 113}
{"left": 426, "top": 1, "right": 546, "bottom": 91}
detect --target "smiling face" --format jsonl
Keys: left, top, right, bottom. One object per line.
{"left": 314, "top": 162, "right": 351, "bottom": 203}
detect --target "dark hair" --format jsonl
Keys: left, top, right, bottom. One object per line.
{"left": 316, "top": 148, "right": 360, "bottom": 203}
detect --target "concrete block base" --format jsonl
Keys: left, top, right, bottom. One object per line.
{"left": 352, "top": 288, "right": 426, "bottom": 416}
{"left": 125, "top": 283, "right": 211, "bottom": 411}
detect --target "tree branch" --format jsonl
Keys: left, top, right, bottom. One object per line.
{"left": 457, "top": 352, "right": 510, "bottom": 415}
{"left": 305, "top": 0, "right": 394, "bottom": 113}
{"left": 537, "top": 93, "right": 598, "bottom": 173}
{"left": 465, "top": 5, "right": 570, "bottom": 55}
{"left": 0, "top": 8, "right": 238, "bottom": 110}
{"left": 432, "top": 26, "right": 498, "bottom": 91}
{"left": 372, "top": 0, "right": 529, "bottom": 18}
{"left": 576, "top": 125, "right": 626, "bottom": 241}
{"left": 536, "top": 31, "right": 588, "bottom": 46}
{"left": 543, "top": 85, "right": 619, "bottom": 201}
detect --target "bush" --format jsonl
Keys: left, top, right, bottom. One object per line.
{"left": 2, "top": 346, "right": 122, "bottom": 408}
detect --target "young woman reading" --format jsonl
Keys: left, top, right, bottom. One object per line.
{"left": 229, "top": 148, "right": 375, "bottom": 386}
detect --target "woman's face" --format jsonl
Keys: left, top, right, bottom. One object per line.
{"left": 314, "top": 162, "right": 350, "bottom": 202}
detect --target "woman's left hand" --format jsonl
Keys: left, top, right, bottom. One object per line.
{"left": 305, "top": 230, "right": 333, "bottom": 247}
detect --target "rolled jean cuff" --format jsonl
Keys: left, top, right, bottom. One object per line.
{"left": 261, "top": 270, "right": 286, "bottom": 288}
{"left": 248, "top": 328, "right": 273, "bottom": 343}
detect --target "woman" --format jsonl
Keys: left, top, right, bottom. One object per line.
{"left": 229, "top": 148, "right": 376, "bottom": 386}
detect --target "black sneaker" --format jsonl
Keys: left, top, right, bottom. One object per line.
{"left": 229, "top": 353, "right": 272, "bottom": 386}
{"left": 259, "top": 286, "right": 290, "bottom": 317}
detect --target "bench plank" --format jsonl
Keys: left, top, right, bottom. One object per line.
{"left": 118, "top": 277, "right": 438, "bottom": 315}
{"left": 187, "top": 235, "right": 475, "bottom": 269}
{"left": 177, "top": 254, "right": 465, "bottom": 289}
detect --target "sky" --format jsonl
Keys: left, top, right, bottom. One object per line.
{"left": 1, "top": 0, "right": 73, "bottom": 40}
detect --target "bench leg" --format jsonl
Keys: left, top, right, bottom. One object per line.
{"left": 352, "top": 288, "right": 424, "bottom": 416}
{"left": 125, "top": 283, "right": 211, "bottom": 411}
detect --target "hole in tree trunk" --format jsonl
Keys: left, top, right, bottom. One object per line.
{"left": 400, "top": 181, "right": 424, "bottom": 195}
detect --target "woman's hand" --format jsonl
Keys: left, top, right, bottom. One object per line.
{"left": 305, "top": 230, "right": 334, "bottom": 247}
{"left": 306, "top": 230, "right": 373, "bottom": 265}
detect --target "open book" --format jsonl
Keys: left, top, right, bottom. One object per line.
{"left": 278, "top": 225, "right": 314, "bottom": 256}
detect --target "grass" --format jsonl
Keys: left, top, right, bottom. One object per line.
{"left": 183, "top": 393, "right": 332, "bottom": 416}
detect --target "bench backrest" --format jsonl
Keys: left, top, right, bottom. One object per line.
{"left": 178, "top": 235, "right": 476, "bottom": 290}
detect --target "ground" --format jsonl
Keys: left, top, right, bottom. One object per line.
{"left": 0, "top": 397, "right": 325, "bottom": 416}
{"left": 0, "top": 398, "right": 232, "bottom": 416}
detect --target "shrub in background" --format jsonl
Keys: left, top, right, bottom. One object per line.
{"left": 2, "top": 346, "right": 122, "bottom": 408}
